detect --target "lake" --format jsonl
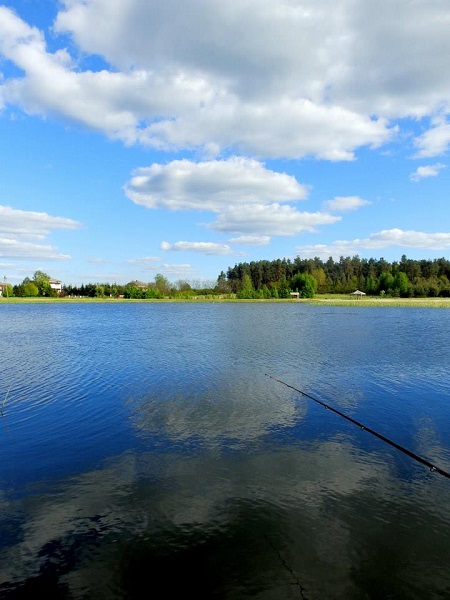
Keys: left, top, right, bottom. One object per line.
{"left": 1, "top": 302, "right": 450, "bottom": 599}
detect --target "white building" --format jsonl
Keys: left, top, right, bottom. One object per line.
{"left": 49, "top": 278, "right": 63, "bottom": 293}
{"left": 0, "top": 283, "right": 10, "bottom": 297}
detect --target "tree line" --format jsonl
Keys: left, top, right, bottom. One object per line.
{"left": 219, "top": 255, "right": 450, "bottom": 298}
{"left": 12, "top": 271, "right": 59, "bottom": 297}
{"left": 7, "top": 255, "right": 450, "bottom": 299}
{"left": 9, "top": 271, "right": 217, "bottom": 299}
{"left": 64, "top": 274, "right": 217, "bottom": 299}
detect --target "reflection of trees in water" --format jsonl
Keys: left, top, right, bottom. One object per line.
{"left": 0, "top": 515, "right": 102, "bottom": 598}
{"left": 1, "top": 445, "right": 450, "bottom": 599}
{"left": 0, "top": 500, "right": 309, "bottom": 599}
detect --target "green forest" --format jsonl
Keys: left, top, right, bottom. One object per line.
{"left": 5, "top": 255, "right": 450, "bottom": 299}
{"left": 219, "top": 254, "right": 450, "bottom": 299}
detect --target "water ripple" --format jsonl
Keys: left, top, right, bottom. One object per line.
{"left": 1, "top": 302, "right": 450, "bottom": 599}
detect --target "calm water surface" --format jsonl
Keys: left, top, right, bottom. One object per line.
{"left": 0, "top": 302, "right": 449, "bottom": 599}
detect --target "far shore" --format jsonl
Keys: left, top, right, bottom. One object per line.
{"left": 1, "top": 294, "right": 450, "bottom": 308}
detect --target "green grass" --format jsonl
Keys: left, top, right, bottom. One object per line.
{"left": 2, "top": 294, "right": 450, "bottom": 307}
{"left": 307, "top": 294, "right": 450, "bottom": 308}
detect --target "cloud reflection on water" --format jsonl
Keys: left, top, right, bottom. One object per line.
{"left": 1, "top": 437, "right": 449, "bottom": 599}
{"left": 126, "top": 376, "right": 306, "bottom": 447}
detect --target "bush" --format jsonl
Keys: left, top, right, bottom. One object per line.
{"left": 290, "top": 273, "right": 317, "bottom": 298}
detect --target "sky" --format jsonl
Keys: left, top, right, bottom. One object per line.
{"left": 1, "top": 0, "right": 450, "bottom": 287}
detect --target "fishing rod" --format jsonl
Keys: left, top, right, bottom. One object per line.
{"left": 266, "top": 374, "right": 450, "bottom": 480}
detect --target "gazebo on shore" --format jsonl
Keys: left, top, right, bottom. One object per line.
{"left": 350, "top": 289, "right": 366, "bottom": 299}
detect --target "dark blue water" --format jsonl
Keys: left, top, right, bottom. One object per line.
{"left": 1, "top": 302, "right": 449, "bottom": 599}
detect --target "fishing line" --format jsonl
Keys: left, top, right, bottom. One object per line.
{"left": 263, "top": 535, "right": 310, "bottom": 600}
{"left": 266, "top": 374, "right": 450, "bottom": 480}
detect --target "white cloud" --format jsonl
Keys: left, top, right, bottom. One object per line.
{"left": 2, "top": 0, "right": 450, "bottom": 164}
{"left": 359, "top": 229, "right": 450, "bottom": 250}
{"left": 54, "top": 0, "right": 450, "bottom": 116}
{"left": 210, "top": 204, "right": 340, "bottom": 236}
{"left": 0, "top": 2, "right": 400, "bottom": 159}
{"left": 45, "top": 0, "right": 450, "bottom": 156}
{"left": 125, "top": 157, "right": 307, "bottom": 211}
{"left": 410, "top": 163, "right": 446, "bottom": 181}
{"left": 0, "top": 205, "right": 81, "bottom": 261}
{"left": 413, "top": 121, "right": 450, "bottom": 158}
{"left": 125, "top": 157, "right": 340, "bottom": 239}
{"left": 229, "top": 236, "right": 270, "bottom": 246}
{"left": 161, "top": 241, "right": 233, "bottom": 255}
{"left": 296, "top": 228, "right": 450, "bottom": 259}
{"left": 0, "top": 205, "right": 81, "bottom": 239}
{"left": 324, "top": 196, "right": 371, "bottom": 212}
{"left": 142, "top": 99, "right": 391, "bottom": 160}
{"left": 0, "top": 7, "right": 214, "bottom": 144}
{"left": 0, "top": 237, "right": 71, "bottom": 260}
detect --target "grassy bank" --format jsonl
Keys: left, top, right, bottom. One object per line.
{"left": 2, "top": 294, "right": 450, "bottom": 307}
{"left": 307, "top": 294, "right": 450, "bottom": 308}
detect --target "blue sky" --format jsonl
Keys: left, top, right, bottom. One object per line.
{"left": 1, "top": 0, "right": 450, "bottom": 287}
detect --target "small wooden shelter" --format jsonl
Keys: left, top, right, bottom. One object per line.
{"left": 350, "top": 289, "right": 366, "bottom": 299}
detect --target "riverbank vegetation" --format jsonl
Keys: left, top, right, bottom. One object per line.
{"left": 3, "top": 294, "right": 450, "bottom": 308}
{"left": 3, "top": 255, "right": 450, "bottom": 303}
{"left": 222, "top": 255, "right": 450, "bottom": 299}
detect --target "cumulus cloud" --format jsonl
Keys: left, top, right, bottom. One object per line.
{"left": 53, "top": 0, "right": 450, "bottom": 116}
{"left": 125, "top": 157, "right": 340, "bottom": 239}
{"left": 410, "top": 163, "right": 446, "bottom": 181}
{"left": 141, "top": 99, "right": 391, "bottom": 160}
{"left": 161, "top": 241, "right": 233, "bottom": 255}
{"left": 413, "top": 120, "right": 450, "bottom": 159}
{"left": 0, "top": 2, "right": 419, "bottom": 159}
{"left": 324, "top": 196, "right": 371, "bottom": 212}
{"left": 210, "top": 204, "right": 340, "bottom": 236}
{"left": 296, "top": 228, "right": 450, "bottom": 259}
{"left": 359, "top": 229, "right": 450, "bottom": 250}
{"left": 2, "top": 0, "right": 450, "bottom": 284}
{"left": 0, "top": 205, "right": 81, "bottom": 261}
{"left": 0, "top": 205, "right": 81, "bottom": 239}
{"left": 0, "top": 7, "right": 216, "bottom": 144}
{"left": 160, "top": 236, "right": 272, "bottom": 256}
{"left": 125, "top": 157, "right": 307, "bottom": 211}
{"left": 0, "top": 237, "right": 70, "bottom": 260}
{"left": 7, "top": 0, "right": 450, "bottom": 158}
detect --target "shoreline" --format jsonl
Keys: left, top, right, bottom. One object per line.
{"left": 1, "top": 295, "right": 450, "bottom": 308}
